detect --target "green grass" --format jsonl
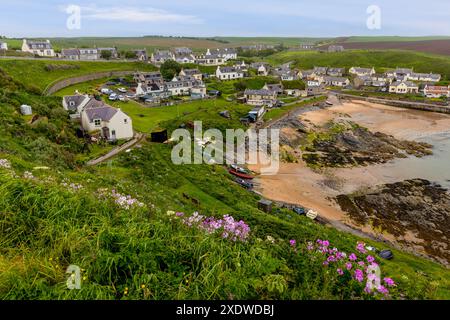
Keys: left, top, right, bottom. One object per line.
{"left": 265, "top": 50, "right": 450, "bottom": 79}
{"left": 108, "top": 99, "right": 250, "bottom": 133}
{"left": 0, "top": 59, "right": 156, "bottom": 93}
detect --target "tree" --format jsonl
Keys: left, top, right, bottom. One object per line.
{"left": 160, "top": 60, "right": 182, "bottom": 81}
{"left": 125, "top": 51, "right": 136, "bottom": 59}
{"left": 100, "top": 50, "right": 112, "bottom": 60}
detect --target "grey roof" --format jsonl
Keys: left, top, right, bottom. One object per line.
{"left": 265, "top": 83, "right": 283, "bottom": 91}
{"left": 323, "top": 76, "right": 349, "bottom": 82}
{"left": 313, "top": 66, "right": 328, "bottom": 74}
{"left": 391, "top": 81, "right": 417, "bottom": 87}
{"left": 182, "top": 68, "right": 201, "bottom": 75}
{"left": 327, "top": 67, "right": 345, "bottom": 74}
{"left": 212, "top": 48, "right": 237, "bottom": 55}
{"left": 244, "top": 89, "right": 276, "bottom": 95}
{"left": 84, "top": 103, "right": 118, "bottom": 122}
{"left": 351, "top": 67, "right": 373, "bottom": 73}
{"left": 251, "top": 62, "right": 270, "bottom": 68}
{"left": 63, "top": 95, "right": 87, "bottom": 111}
{"left": 153, "top": 50, "right": 173, "bottom": 59}
{"left": 218, "top": 66, "right": 240, "bottom": 73}
{"left": 26, "top": 40, "right": 52, "bottom": 50}
{"left": 62, "top": 49, "right": 80, "bottom": 56}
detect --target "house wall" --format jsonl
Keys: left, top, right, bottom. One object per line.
{"left": 107, "top": 111, "right": 134, "bottom": 140}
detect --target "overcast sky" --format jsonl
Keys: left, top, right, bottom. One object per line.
{"left": 1, "top": 0, "right": 449, "bottom": 38}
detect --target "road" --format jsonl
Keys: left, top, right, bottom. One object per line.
{"left": 86, "top": 132, "right": 145, "bottom": 166}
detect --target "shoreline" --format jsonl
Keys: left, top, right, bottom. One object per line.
{"left": 250, "top": 99, "right": 450, "bottom": 264}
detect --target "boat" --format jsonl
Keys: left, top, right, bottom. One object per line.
{"left": 229, "top": 169, "right": 254, "bottom": 180}
{"left": 230, "top": 164, "right": 250, "bottom": 174}
{"left": 306, "top": 210, "right": 318, "bottom": 220}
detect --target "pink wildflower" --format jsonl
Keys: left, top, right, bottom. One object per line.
{"left": 356, "top": 242, "right": 367, "bottom": 254}
{"left": 337, "top": 268, "right": 344, "bottom": 276}
{"left": 384, "top": 278, "right": 396, "bottom": 287}
{"left": 377, "top": 285, "right": 389, "bottom": 296}
{"left": 345, "top": 262, "right": 353, "bottom": 270}
{"left": 349, "top": 253, "right": 357, "bottom": 261}
{"left": 366, "top": 255, "right": 375, "bottom": 263}
{"left": 290, "top": 239, "right": 296, "bottom": 247}
{"left": 354, "top": 269, "right": 364, "bottom": 282}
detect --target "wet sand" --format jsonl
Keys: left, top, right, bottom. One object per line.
{"left": 250, "top": 100, "right": 450, "bottom": 230}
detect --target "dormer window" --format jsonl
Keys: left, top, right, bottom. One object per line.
{"left": 69, "top": 101, "right": 75, "bottom": 107}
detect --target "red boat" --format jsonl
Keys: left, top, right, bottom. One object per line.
{"left": 229, "top": 169, "right": 254, "bottom": 180}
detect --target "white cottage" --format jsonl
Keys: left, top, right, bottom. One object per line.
{"left": 216, "top": 66, "right": 244, "bottom": 80}
{"left": 80, "top": 99, "right": 133, "bottom": 140}
{"left": 22, "top": 39, "right": 55, "bottom": 57}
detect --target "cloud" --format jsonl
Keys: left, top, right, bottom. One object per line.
{"left": 62, "top": 5, "right": 202, "bottom": 24}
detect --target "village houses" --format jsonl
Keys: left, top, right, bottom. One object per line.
{"left": 195, "top": 53, "right": 225, "bottom": 66}
{"left": 0, "top": 41, "right": 8, "bottom": 50}
{"left": 22, "top": 39, "right": 55, "bottom": 57}
{"left": 244, "top": 89, "right": 278, "bottom": 106}
{"left": 423, "top": 85, "right": 450, "bottom": 98}
{"left": 179, "top": 69, "right": 203, "bottom": 81}
{"left": 251, "top": 62, "right": 271, "bottom": 76}
{"left": 207, "top": 48, "right": 238, "bottom": 61}
{"left": 349, "top": 67, "right": 376, "bottom": 77}
{"left": 63, "top": 95, "right": 133, "bottom": 141}
{"left": 389, "top": 81, "right": 419, "bottom": 94}
{"left": 151, "top": 50, "right": 175, "bottom": 64}
{"left": 216, "top": 66, "right": 244, "bottom": 80}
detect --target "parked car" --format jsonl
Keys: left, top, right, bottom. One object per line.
{"left": 118, "top": 87, "right": 127, "bottom": 93}
{"left": 118, "top": 95, "right": 126, "bottom": 102}
{"left": 109, "top": 93, "right": 118, "bottom": 101}
{"left": 293, "top": 207, "right": 306, "bottom": 215}
{"left": 101, "top": 88, "right": 113, "bottom": 95}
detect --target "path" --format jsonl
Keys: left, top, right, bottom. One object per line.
{"left": 86, "top": 133, "right": 145, "bottom": 166}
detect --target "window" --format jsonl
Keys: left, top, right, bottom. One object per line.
{"left": 94, "top": 119, "right": 101, "bottom": 127}
{"left": 69, "top": 101, "right": 75, "bottom": 107}
{"left": 124, "top": 119, "right": 128, "bottom": 124}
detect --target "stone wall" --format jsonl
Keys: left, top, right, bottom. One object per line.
{"left": 44, "top": 70, "right": 136, "bottom": 95}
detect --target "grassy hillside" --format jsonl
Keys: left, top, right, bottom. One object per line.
{"left": 266, "top": 50, "right": 450, "bottom": 78}
{"left": 0, "top": 61, "right": 449, "bottom": 300}
{"left": 0, "top": 59, "right": 156, "bottom": 93}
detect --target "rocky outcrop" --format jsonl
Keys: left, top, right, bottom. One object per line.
{"left": 336, "top": 179, "right": 450, "bottom": 265}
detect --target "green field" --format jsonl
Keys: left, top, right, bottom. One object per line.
{"left": 343, "top": 36, "right": 450, "bottom": 43}
{"left": 0, "top": 59, "right": 156, "bottom": 93}
{"left": 109, "top": 99, "right": 251, "bottom": 133}
{"left": 265, "top": 50, "right": 450, "bottom": 78}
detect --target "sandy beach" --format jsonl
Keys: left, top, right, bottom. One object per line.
{"left": 250, "top": 100, "right": 450, "bottom": 232}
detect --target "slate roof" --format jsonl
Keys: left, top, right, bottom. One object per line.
{"left": 84, "top": 102, "right": 118, "bottom": 122}
{"left": 244, "top": 89, "right": 276, "bottom": 96}
{"left": 26, "top": 40, "right": 52, "bottom": 50}
{"left": 63, "top": 95, "right": 88, "bottom": 112}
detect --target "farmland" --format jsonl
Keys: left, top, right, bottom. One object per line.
{"left": 265, "top": 50, "right": 450, "bottom": 78}
{"left": 328, "top": 39, "right": 450, "bottom": 56}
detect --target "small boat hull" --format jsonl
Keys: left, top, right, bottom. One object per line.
{"left": 229, "top": 169, "right": 254, "bottom": 180}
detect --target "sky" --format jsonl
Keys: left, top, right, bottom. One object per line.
{"left": 0, "top": 0, "right": 450, "bottom": 38}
